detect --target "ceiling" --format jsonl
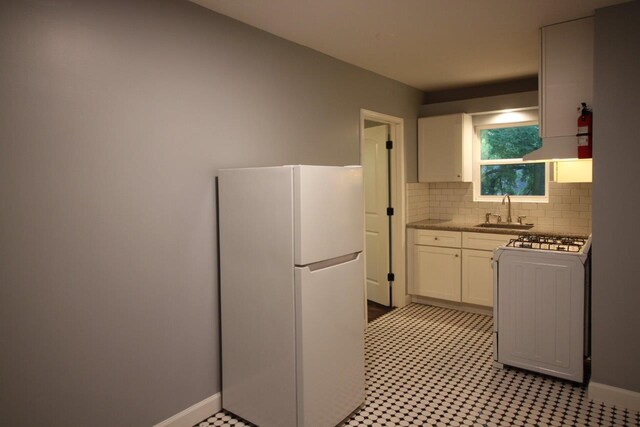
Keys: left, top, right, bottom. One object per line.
{"left": 190, "top": 0, "right": 626, "bottom": 92}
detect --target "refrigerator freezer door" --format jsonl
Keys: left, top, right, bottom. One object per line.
{"left": 294, "top": 166, "right": 364, "bottom": 265}
{"left": 294, "top": 253, "right": 366, "bottom": 427}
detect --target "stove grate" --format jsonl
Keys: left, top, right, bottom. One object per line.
{"left": 506, "top": 234, "right": 587, "bottom": 252}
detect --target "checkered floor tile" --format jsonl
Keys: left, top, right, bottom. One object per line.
{"left": 196, "top": 304, "right": 640, "bottom": 426}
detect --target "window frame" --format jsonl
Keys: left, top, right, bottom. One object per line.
{"left": 472, "top": 120, "right": 549, "bottom": 203}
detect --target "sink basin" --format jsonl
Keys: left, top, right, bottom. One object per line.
{"left": 476, "top": 223, "right": 534, "bottom": 230}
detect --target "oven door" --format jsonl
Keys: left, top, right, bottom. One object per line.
{"left": 496, "top": 249, "right": 585, "bottom": 382}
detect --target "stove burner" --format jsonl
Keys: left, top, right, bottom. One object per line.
{"left": 506, "top": 234, "right": 587, "bottom": 252}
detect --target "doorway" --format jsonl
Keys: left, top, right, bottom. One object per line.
{"left": 360, "top": 110, "right": 407, "bottom": 313}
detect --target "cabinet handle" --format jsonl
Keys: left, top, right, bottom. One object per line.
{"left": 434, "top": 237, "right": 439, "bottom": 240}
{"left": 454, "top": 254, "right": 459, "bottom": 257}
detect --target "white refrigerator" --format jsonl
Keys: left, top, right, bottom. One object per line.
{"left": 218, "top": 165, "right": 366, "bottom": 427}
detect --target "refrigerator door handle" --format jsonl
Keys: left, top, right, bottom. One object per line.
{"left": 299, "top": 252, "right": 361, "bottom": 272}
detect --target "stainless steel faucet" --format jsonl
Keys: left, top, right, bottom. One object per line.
{"left": 501, "top": 194, "right": 512, "bottom": 223}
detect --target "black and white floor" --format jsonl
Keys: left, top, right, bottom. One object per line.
{"left": 196, "top": 304, "right": 640, "bottom": 427}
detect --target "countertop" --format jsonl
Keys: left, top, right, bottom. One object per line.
{"left": 406, "top": 219, "right": 591, "bottom": 239}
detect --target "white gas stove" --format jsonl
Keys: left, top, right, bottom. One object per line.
{"left": 492, "top": 233, "right": 591, "bottom": 382}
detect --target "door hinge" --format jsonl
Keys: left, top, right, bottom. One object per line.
{"left": 386, "top": 207, "right": 394, "bottom": 216}
{"left": 387, "top": 272, "right": 395, "bottom": 282}
{"left": 386, "top": 140, "right": 393, "bottom": 150}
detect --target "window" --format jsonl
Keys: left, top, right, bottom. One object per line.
{"left": 473, "top": 121, "right": 548, "bottom": 202}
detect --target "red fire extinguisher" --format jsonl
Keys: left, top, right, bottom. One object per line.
{"left": 577, "top": 102, "right": 592, "bottom": 159}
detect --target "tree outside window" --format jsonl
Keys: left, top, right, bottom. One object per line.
{"left": 474, "top": 122, "right": 548, "bottom": 202}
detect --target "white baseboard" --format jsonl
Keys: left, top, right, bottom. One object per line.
{"left": 153, "top": 393, "right": 222, "bottom": 427}
{"left": 589, "top": 382, "right": 640, "bottom": 412}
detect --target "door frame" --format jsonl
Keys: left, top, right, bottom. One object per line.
{"left": 360, "top": 109, "right": 408, "bottom": 309}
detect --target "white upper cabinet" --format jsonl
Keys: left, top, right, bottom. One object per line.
{"left": 539, "top": 17, "right": 594, "bottom": 140}
{"left": 418, "top": 113, "right": 472, "bottom": 182}
{"left": 525, "top": 16, "right": 594, "bottom": 161}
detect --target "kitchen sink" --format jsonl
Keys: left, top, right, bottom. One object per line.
{"left": 475, "top": 223, "right": 534, "bottom": 230}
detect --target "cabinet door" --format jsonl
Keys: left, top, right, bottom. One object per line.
{"left": 413, "top": 245, "right": 461, "bottom": 301}
{"left": 418, "top": 114, "right": 472, "bottom": 182}
{"left": 461, "top": 249, "right": 494, "bottom": 307}
{"left": 541, "top": 17, "right": 593, "bottom": 138}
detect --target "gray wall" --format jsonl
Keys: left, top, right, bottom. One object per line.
{"left": 0, "top": 1, "right": 422, "bottom": 425}
{"left": 592, "top": 1, "right": 640, "bottom": 393}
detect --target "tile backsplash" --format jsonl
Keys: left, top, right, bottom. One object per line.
{"left": 406, "top": 181, "right": 591, "bottom": 235}
{"left": 406, "top": 182, "right": 430, "bottom": 223}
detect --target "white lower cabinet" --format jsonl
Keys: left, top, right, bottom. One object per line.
{"left": 461, "top": 249, "right": 494, "bottom": 306}
{"left": 409, "top": 229, "right": 516, "bottom": 308}
{"left": 414, "top": 245, "right": 461, "bottom": 302}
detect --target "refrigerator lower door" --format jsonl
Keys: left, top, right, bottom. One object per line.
{"left": 294, "top": 253, "right": 366, "bottom": 427}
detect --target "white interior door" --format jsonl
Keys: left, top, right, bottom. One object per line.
{"left": 363, "top": 124, "right": 390, "bottom": 306}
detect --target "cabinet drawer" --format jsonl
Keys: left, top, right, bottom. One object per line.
{"left": 414, "top": 229, "right": 461, "bottom": 248}
{"left": 462, "top": 232, "right": 517, "bottom": 251}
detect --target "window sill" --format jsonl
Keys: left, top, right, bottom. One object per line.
{"left": 473, "top": 195, "right": 549, "bottom": 203}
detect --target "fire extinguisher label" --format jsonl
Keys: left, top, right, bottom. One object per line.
{"left": 577, "top": 135, "right": 589, "bottom": 146}
{"left": 578, "top": 126, "right": 589, "bottom": 134}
